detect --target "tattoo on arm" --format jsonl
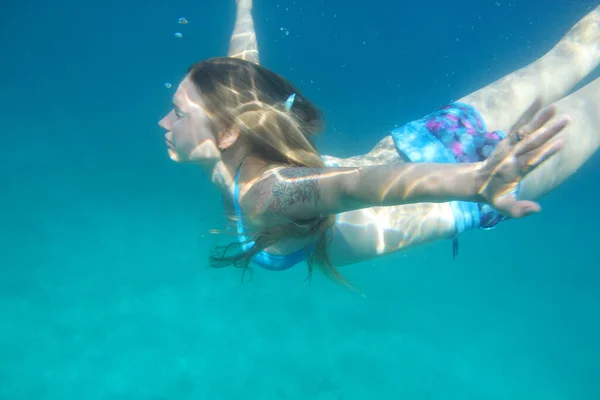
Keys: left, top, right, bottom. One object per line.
{"left": 258, "top": 168, "right": 322, "bottom": 214}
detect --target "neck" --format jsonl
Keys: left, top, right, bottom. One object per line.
{"left": 209, "top": 160, "right": 235, "bottom": 196}
{"left": 205, "top": 143, "right": 251, "bottom": 197}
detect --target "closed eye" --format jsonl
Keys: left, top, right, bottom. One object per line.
{"left": 172, "top": 105, "right": 184, "bottom": 119}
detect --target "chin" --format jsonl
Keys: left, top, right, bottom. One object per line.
{"left": 167, "top": 148, "right": 182, "bottom": 162}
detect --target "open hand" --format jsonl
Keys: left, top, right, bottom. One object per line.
{"left": 477, "top": 98, "right": 570, "bottom": 218}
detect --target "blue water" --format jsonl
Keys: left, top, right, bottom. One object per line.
{"left": 1, "top": 0, "right": 599, "bottom": 398}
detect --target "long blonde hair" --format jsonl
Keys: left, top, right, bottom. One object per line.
{"left": 188, "top": 57, "right": 349, "bottom": 286}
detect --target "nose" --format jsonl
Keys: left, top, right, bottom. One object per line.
{"left": 158, "top": 110, "right": 173, "bottom": 130}
{"left": 158, "top": 115, "right": 168, "bottom": 130}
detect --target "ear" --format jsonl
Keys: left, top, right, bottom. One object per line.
{"left": 218, "top": 127, "right": 240, "bottom": 151}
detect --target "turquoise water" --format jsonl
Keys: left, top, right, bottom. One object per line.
{"left": 1, "top": 0, "right": 599, "bottom": 399}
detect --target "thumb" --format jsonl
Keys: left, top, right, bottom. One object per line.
{"left": 510, "top": 200, "right": 541, "bottom": 218}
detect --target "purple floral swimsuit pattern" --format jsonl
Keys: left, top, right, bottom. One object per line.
{"left": 391, "top": 102, "right": 513, "bottom": 232}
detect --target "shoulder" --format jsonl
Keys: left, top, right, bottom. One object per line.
{"left": 238, "top": 163, "right": 326, "bottom": 227}
{"left": 235, "top": 161, "right": 287, "bottom": 225}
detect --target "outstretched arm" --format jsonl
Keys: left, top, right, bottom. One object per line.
{"left": 228, "top": 0, "right": 260, "bottom": 64}
{"left": 241, "top": 104, "right": 568, "bottom": 225}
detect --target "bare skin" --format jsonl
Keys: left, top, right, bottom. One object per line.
{"left": 351, "top": 6, "right": 600, "bottom": 201}
{"left": 316, "top": 7, "right": 600, "bottom": 265}
{"left": 173, "top": 1, "right": 597, "bottom": 267}
{"left": 227, "top": 0, "right": 260, "bottom": 64}
{"left": 160, "top": 76, "right": 566, "bottom": 222}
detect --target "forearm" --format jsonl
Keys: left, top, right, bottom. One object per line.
{"left": 346, "top": 161, "right": 483, "bottom": 208}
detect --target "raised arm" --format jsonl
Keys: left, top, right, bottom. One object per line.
{"left": 241, "top": 103, "right": 569, "bottom": 224}
{"left": 228, "top": 0, "right": 260, "bottom": 64}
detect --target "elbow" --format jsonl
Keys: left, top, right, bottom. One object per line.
{"left": 341, "top": 167, "right": 373, "bottom": 209}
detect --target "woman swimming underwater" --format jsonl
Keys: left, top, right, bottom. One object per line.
{"left": 159, "top": 1, "right": 599, "bottom": 285}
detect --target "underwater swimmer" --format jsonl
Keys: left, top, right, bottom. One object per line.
{"left": 159, "top": 1, "right": 597, "bottom": 285}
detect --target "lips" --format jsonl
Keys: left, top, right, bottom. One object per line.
{"left": 165, "top": 135, "right": 175, "bottom": 149}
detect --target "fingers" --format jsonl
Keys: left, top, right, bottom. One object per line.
{"left": 495, "top": 196, "right": 541, "bottom": 218}
{"left": 521, "top": 138, "right": 564, "bottom": 173}
{"left": 515, "top": 115, "right": 569, "bottom": 156}
{"left": 519, "top": 104, "right": 557, "bottom": 137}
{"left": 508, "top": 104, "right": 558, "bottom": 146}
{"left": 510, "top": 200, "right": 541, "bottom": 218}
{"left": 509, "top": 97, "right": 543, "bottom": 135}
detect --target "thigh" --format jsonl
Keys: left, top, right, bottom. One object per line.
{"left": 519, "top": 77, "right": 600, "bottom": 201}
{"left": 458, "top": 6, "right": 600, "bottom": 134}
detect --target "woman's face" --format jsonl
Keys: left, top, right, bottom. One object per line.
{"left": 158, "top": 76, "right": 221, "bottom": 165}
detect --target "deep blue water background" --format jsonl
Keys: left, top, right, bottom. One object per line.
{"left": 1, "top": 0, "right": 599, "bottom": 399}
